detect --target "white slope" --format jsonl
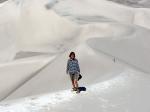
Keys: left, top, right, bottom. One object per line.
{"left": 5, "top": 43, "right": 127, "bottom": 100}
{"left": 0, "top": 55, "right": 55, "bottom": 101}
{"left": 108, "top": 0, "right": 150, "bottom": 8}
{"left": 1, "top": 44, "right": 150, "bottom": 112}
{"left": 0, "top": 0, "right": 150, "bottom": 112}
{"left": 87, "top": 25, "right": 150, "bottom": 74}
{"left": 0, "top": 1, "right": 18, "bottom": 62}
{"left": 53, "top": 0, "right": 150, "bottom": 29}
{"left": 0, "top": 0, "right": 80, "bottom": 54}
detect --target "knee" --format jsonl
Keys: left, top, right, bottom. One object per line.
{"left": 74, "top": 80, "right": 78, "bottom": 84}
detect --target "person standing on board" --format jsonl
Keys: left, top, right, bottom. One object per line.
{"left": 66, "top": 52, "right": 80, "bottom": 93}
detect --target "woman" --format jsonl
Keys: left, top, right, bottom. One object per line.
{"left": 66, "top": 52, "right": 80, "bottom": 93}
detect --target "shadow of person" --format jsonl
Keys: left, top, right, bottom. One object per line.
{"left": 78, "top": 87, "right": 86, "bottom": 92}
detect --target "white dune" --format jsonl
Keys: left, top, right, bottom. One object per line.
{"left": 53, "top": 0, "right": 150, "bottom": 29}
{"left": 0, "top": 0, "right": 150, "bottom": 112}
{"left": 0, "top": 55, "right": 55, "bottom": 101}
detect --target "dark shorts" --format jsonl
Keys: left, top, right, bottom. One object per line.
{"left": 69, "top": 73, "right": 79, "bottom": 81}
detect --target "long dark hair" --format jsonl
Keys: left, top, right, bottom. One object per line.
{"left": 69, "top": 52, "right": 75, "bottom": 59}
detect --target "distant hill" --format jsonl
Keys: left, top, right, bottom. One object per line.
{"left": 0, "top": 0, "right": 7, "bottom": 3}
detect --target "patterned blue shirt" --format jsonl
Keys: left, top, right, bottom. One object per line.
{"left": 66, "top": 58, "right": 80, "bottom": 75}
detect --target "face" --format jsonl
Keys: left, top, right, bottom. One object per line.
{"left": 70, "top": 54, "right": 75, "bottom": 59}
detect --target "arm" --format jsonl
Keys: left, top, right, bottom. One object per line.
{"left": 77, "top": 59, "right": 80, "bottom": 73}
{"left": 66, "top": 60, "right": 69, "bottom": 74}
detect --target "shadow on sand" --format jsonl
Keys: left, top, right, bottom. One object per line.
{"left": 78, "top": 87, "right": 86, "bottom": 92}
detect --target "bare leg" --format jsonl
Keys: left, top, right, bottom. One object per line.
{"left": 74, "top": 80, "right": 80, "bottom": 93}
{"left": 71, "top": 79, "right": 76, "bottom": 89}
{"left": 74, "top": 79, "right": 79, "bottom": 89}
